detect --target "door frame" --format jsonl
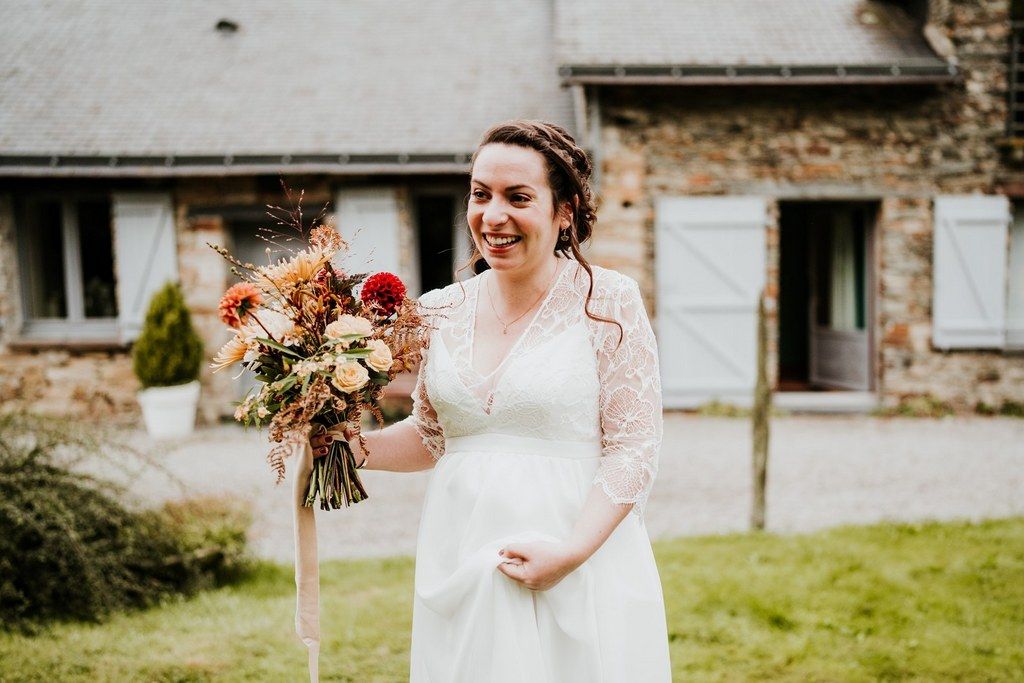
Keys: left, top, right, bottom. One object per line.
{"left": 776, "top": 197, "right": 879, "bottom": 397}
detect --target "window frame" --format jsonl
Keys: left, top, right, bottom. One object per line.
{"left": 14, "top": 190, "right": 121, "bottom": 343}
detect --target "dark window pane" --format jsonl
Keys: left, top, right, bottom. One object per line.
{"left": 415, "top": 195, "right": 456, "bottom": 292}
{"left": 77, "top": 199, "right": 118, "bottom": 318}
{"left": 25, "top": 200, "right": 67, "bottom": 318}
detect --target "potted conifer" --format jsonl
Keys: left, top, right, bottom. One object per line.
{"left": 133, "top": 281, "right": 205, "bottom": 438}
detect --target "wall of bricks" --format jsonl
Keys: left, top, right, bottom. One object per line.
{"left": 591, "top": 0, "right": 1023, "bottom": 410}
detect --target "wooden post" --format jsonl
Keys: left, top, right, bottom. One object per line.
{"left": 751, "top": 288, "right": 771, "bottom": 531}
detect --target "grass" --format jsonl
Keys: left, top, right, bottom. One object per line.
{"left": 2, "top": 518, "right": 1022, "bottom": 682}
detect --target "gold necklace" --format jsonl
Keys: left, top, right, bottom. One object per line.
{"left": 486, "top": 260, "right": 561, "bottom": 334}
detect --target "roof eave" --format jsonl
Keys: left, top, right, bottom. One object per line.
{"left": 0, "top": 153, "right": 474, "bottom": 178}
{"left": 558, "top": 62, "right": 960, "bottom": 86}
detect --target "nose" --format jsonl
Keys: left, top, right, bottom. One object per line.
{"left": 482, "top": 198, "right": 509, "bottom": 227}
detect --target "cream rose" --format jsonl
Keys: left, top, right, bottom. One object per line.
{"left": 332, "top": 361, "right": 370, "bottom": 393}
{"left": 364, "top": 338, "right": 394, "bottom": 373}
{"left": 324, "top": 314, "right": 374, "bottom": 348}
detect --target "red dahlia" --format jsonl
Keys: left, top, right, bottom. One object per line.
{"left": 360, "top": 272, "right": 406, "bottom": 316}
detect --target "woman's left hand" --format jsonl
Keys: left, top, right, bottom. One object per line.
{"left": 496, "top": 541, "right": 584, "bottom": 592}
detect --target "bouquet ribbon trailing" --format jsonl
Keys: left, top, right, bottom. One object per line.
{"left": 293, "top": 439, "right": 321, "bottom": 683}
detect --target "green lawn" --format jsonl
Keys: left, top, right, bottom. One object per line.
{"left": 2, "top": 518, "right": 1022, "bottom": 682}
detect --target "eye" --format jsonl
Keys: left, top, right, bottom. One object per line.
{"left": 511, "top": 194, "right": 531, "bottom": 204}
{"left": 470, "top": 189, "right": 487, "bottom": 201}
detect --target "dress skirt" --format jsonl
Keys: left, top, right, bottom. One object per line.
{"left": 408, "top": 432, "right": 672, "bottom": 683}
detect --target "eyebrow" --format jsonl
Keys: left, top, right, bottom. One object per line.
{"left": 471, "top": 180, "right": 536, "bottom": 192}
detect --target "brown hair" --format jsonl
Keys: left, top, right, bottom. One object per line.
{"left": 453, "top": 119, "right": 623, "bottom": 347}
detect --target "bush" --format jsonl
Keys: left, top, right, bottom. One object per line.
{"left": 132, "top": 281, "right": 205, "bottom": 388}
{"left": 0, "top": 412, "right": 253, "bottom": 632}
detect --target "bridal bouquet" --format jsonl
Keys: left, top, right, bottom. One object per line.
{"left": 208, "top": 189, "right": 426, "bottom": 510}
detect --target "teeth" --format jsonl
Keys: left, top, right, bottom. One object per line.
{"left": 486, "top": 234, "right": 521, "bottom": 246}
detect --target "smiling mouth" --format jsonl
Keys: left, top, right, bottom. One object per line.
{"left": 484, "top": 233, "right": 523, "bottom": 247}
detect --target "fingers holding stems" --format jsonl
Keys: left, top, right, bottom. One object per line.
{"left": 310, "top": 421, "right": 360, "bottom": 458}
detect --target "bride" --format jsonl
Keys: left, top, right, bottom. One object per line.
{"left": 309, "top": 120, "right": 672, "bottom": 681}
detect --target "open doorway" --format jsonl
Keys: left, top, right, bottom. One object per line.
{"left": 778, "top": 201, "right": 877, "bottom": 392}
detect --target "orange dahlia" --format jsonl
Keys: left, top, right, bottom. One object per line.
{"left": 218, "top": 282, "right": 263, "bottom": 329}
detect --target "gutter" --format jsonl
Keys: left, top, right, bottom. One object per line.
{"left": 559, "top": 62, "right": 960, "bottom": 86}
{"left": 0, "top": 152, "right": 473, "bottom": 178}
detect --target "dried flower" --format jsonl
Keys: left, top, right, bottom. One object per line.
{"left": 218, "top": 282, "right": 262, "bottom": 329}
{"left": 360, "top": 272, "right": 406, "bottom": 317}
{"left": 256, "top": 247, "right": 332, "bottom": 292}
{"left": 211, "top": 334, "right": 249, "bottom": 372}
{"left": 309, "top": 222, "right": 346, "bottom": 253}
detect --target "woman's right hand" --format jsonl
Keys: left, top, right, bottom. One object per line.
{"left": 309, "top": 422, "right": 360, "bottom": 458}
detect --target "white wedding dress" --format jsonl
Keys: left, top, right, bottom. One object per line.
{"left": 399, "top": 257, "right": 672, "bottom": 682}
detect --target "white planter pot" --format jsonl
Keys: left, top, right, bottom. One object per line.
{"left": 137, "top": 380, "right": 201, "bottom": 439}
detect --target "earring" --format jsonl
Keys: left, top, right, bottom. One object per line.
{"left": 560, "top": 230, "right": 570, "bottom": 242}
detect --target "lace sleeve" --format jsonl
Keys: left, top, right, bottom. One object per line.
{"left": 592, "top": 275, "right": 663, "bottom": 524}
{"left": 402, "top": 344, "right": 445, "bottom": 462}
{"left": 398, "top": 291, "right": 447, "bottom": 462}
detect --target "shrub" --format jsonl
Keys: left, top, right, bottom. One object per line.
{"left": 0, "top": 412, "right": 253, "bottom": 632}
{"left": 999, "top": 400, "right": 1024, "bottom": 418}
{"left": 872, "top": 394, "right": 955, "bottom": 418}
{"left": 132, "top": 281, "right": 205, "bottom": 388}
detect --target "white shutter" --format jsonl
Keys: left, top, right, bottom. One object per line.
{"left": 655, "top": 196, "right": 768, "bottom": 408}
{"left": 113, "top": 193, "right": 179, "bottom": 342}
{"left": 932, "top": 195, "right": 1010, "bottom": 349}
{"left": 333, "top": 187, "right": 404, "bottom": 287}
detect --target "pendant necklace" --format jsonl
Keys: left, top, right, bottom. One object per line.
{"left": 486, "top": 260, "right": 560, "bottom": 335}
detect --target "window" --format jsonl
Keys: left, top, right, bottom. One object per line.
{"left": 16, "top": 194, "right": 119, "bottom": 341}
{"left": 932, "top": 195, "right": 1017, "bottom": 350}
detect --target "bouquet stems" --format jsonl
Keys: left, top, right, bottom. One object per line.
{"left": 303, "top": 435, "right": 368, "bottom": 510}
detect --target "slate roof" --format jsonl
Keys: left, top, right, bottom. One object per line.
{"left": 0, "top": 0, "right": 953, "bottom": 171}
{"left": 0, "top": 0, "right": 575, "bottom": 161}
{"left": 556, "top": 0, "right": 949, "bottom": 71}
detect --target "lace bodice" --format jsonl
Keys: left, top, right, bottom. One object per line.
{"left": 399, "top": 258, "right": 663, "bottom": 521}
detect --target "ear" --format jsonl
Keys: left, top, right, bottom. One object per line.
{"left": 558, "top": 199, "right": 574, "bottom": 229}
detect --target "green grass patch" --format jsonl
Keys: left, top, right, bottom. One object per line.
{"left": 2, "top": 518, "right": 1022, "bottom": 681}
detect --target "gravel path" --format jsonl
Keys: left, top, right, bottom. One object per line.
{"left": 82, "top": 415, "right": 1024, "bottom": 562}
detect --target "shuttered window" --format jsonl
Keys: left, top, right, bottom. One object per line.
{"left": 1008, "top": 201, "right": 1024, "bottom": 348}
{"left": 15, "top": 194, "right": 120, "bottom": 342}
{"left": 932, "top": 195, "right": 1011, "bottom": 349}
{"left": 333, "top": 187, "right": 409, "bottom": 293}
{"left": 112, "top": 193, "right": 180, "bottom": 343}
{"left": 655, "top": 195, "right": 768, "bottom": 407}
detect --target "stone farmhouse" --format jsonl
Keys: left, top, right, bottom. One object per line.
{"left": 1, "top": 0, "right": 1022, "bottom": 423}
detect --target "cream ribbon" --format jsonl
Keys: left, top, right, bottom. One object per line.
{"left": 292, "top": 440, "right": 320, "bottom": 682}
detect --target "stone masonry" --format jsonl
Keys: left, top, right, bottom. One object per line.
{"left": 590, "top": 0, "right": 1024, "bottom": 410}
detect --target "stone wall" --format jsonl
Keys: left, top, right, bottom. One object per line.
{"left": 591, "top": 0, "right": 1023, "bottom": 410}
{"left": 0, "top": 175, "right": 423, "bottom": 423}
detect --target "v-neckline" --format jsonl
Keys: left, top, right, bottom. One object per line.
{"left": 467, "top": 258, "right": 572, "bottom": 382}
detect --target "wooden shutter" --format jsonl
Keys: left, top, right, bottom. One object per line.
{"left": 932, "top": 195, "right": 1010, "bottom": 349}
{"left": 655, "top": 196, "right": 768, "bottom": 408}
{"left": 333, "top": 187, "right": 406, "bottom": 291}
{"left": 113, "top": 193, "right": 179, "bottom": 342}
